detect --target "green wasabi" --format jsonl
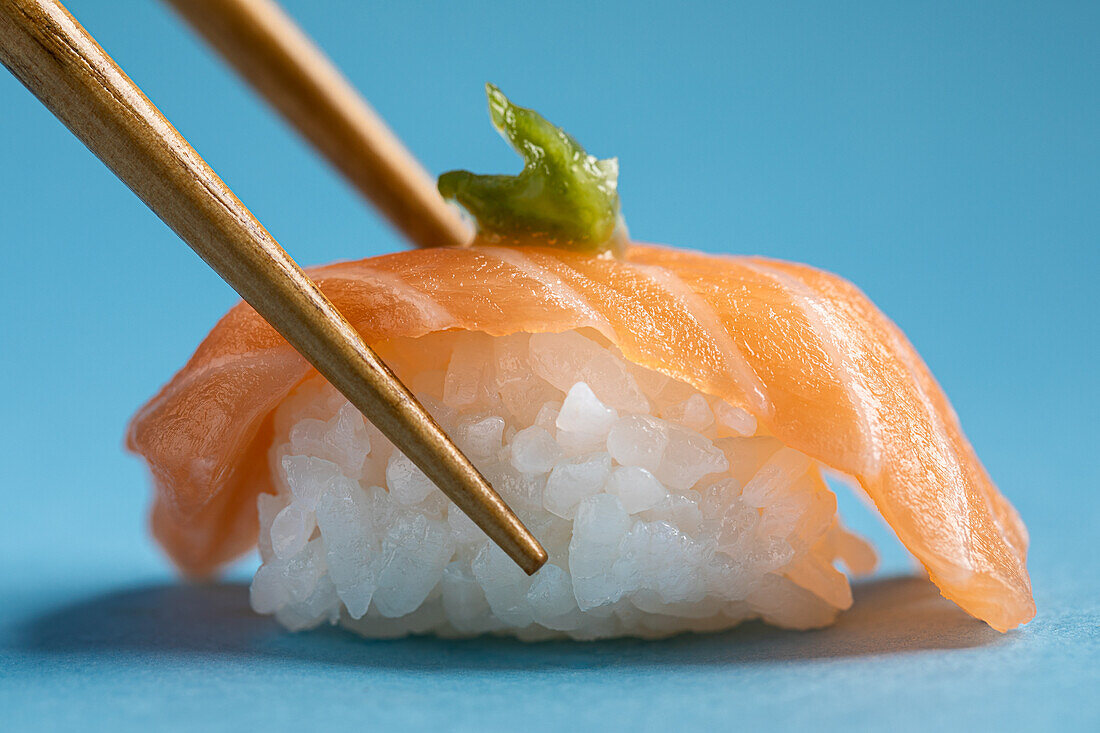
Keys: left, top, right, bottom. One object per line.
{"left": 438, "top": 84, "right": 626, "bottom": 256}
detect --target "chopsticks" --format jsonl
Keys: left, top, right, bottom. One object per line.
{"left": 0, "top": 0, "right": 546, "bottom": 575}
{"left": 164, "top": 0, "right": 472, "bottom": 249}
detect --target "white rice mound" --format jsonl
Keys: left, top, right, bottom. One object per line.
{"left": 250, "top": 329, "right": 877, "bottom": 640}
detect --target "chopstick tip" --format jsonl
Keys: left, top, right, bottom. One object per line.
{"left": 520, "top": 543, "right": 549, "bottom": 576}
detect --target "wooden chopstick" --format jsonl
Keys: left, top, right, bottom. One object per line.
{"left": 0, "top": 0, "right": 546, "bottom": 575}
{"left": 164, "top": 0, "right": 472, "bottom": 250}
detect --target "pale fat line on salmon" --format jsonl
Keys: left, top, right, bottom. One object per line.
{"left": 741, "top": 261, "right": 884, "bottom": 481}
{"left": 624, "top": 261, "right": 771, "bottom": 418}
{"left": 354, "top": 266, "right": 457, "bottom": 332}
{"left": 479, "top": 247, "right": 616, "bottom": 338}
{"left": 873, "top": 316, "right": 994, "bottom": 571}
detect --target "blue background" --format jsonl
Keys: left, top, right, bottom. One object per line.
{"left": 1, "top": 1, "right": 1096, "bottom": 730}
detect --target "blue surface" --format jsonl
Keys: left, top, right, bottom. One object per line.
{"left": 1, "top": 1, "right": 1097, "bottom": 730}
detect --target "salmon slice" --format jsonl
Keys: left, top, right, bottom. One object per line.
{"left": 127, "top": 244, "right": 1034, "bottom": 631}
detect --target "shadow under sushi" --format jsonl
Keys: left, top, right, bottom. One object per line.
{"left": 19, "top": 574, "right": 1003, "bottom": 669}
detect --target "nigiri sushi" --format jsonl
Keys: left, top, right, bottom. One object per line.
{"left": 128, "top": 86, "right": 1034, "bottom": 639}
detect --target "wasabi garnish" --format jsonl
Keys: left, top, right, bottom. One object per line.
{"left": 438, "top": 84, "right": 626, "bottom": 256}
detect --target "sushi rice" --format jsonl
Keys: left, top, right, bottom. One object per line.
{"left": 251, "top": 329, "right": 876, "bottom": 640}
